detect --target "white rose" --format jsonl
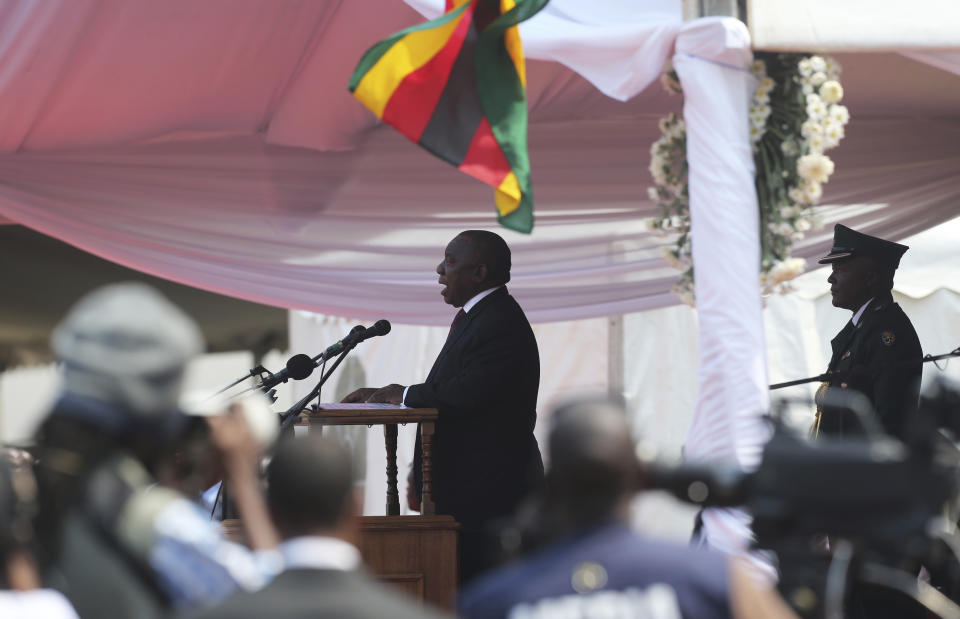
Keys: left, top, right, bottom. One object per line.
{"left": 807, "top": 135, "right": 825, "bottom": 153}
{"left": 824, "top": 121, "right": 844, "bottom": 142}
{"left": 802, "top": 83, "right": 814, "bottom": 95}
{"left": 820, "top": 80, "right": 843, "bottom": 104}
{"left": 795, "top": 218, "right": 812, "bottom": 232}
{"left": 809, "top": 56, "right": 827, "bottom": 73}
{"left": 649, "top": 157, "right": 667, "bottom": 185}
{"left": 801, "top": 120, "right": 823, "bottom": 138}
{"left": 811, "top": 71, "right": 827, "bottom": 86}
{"left": 798, "top": 58, "right": 813, "bottom": 77}
{"left": 800, "top": 180, "right": 824, "bottom": 204}
{"left": 824, "top": 56, "right": 841, "bottom": 79}
{"left": 759, "top": 76, "right": 775, "bottom": 93}
{"left": 806, "top": 93, "right": 822, "bottom": 106}
{"left": 780, "top": 205, "right": 799, "bottom": 217}
{"left": 753, "top": 90, "right": 770, "bottom": 105}
{"left": 751, "top": 59, "right": 766, "bottom": 76}
{"left": 788, "top": 186, "right": 804, "bottom": 203}
{"left": 797, "top": 154, "right": 835, "bottom": 184}
{"left": 829, "top": 104, "right": 850, "bottom": 125}
{"left": 806, "top": 100, "right": 827, "bottom": 121}
{"left": 749, "top": 125, "right": 764, "bottom": 142}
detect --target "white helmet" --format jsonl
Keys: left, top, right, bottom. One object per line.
{"left": 51, "top": 282, "right": 203, "bottom": 434}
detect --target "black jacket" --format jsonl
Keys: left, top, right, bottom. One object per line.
{"left": 407, "top": 287, "right": 543, "bottom": 528}
{"left": 819, "top": 293, "right": 922, "bottom": 439}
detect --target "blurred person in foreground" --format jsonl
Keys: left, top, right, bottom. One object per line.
{"left": 459, "top": 396, "right": 798, "bottom": 619}
{"left": 186, "top": 435, "right": 450, "bottom": 619}
{"left": 31, "top": 283, "right": 279, "bottom": 619}
{"left": 0, "top": 453, "right": 78, "bottom": 618}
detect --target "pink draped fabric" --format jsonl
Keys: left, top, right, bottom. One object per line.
{"left": 0, "top": 0, "right": 957, "bottom": 327}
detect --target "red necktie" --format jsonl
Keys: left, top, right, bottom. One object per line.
{"left": 446, "top": 309, "right": 466, "bottom": 342}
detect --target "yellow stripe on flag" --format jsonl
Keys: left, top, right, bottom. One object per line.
{"left": 353, "top": 10, "right": 467, "bottom": 119}
{"left": 494, "top": 171, "right": 522, "bottom": 217}
{"left": 501, "top": 0, "right": 525, "bottom": 88}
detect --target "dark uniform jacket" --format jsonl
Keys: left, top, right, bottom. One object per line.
{"left": 407, "top": 287, "right": 543, "bottom": 529}
{"left": 459, "top": 524, "right": 731, "bottom": 619}
{"left": 819, "top": 292, "right": 922, "bottom": 439}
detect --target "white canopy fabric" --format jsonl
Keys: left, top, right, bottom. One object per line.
{"left": 0, "top": 1, "right": 958, "bottom": 326}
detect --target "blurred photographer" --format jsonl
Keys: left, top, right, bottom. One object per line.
{"left": 459, "top": 395, "right": 797, "bottom": 619}
{"left": 32, "top": 283, "right": 278, "bottom": 618}
{"left": 0, "top": 451, "right": 78, "bottom": 617}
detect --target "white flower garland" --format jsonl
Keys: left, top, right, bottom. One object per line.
{"left": 648, "top": 54, "right": 851, "bottom": 305}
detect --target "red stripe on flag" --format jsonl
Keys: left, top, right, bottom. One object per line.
{"left": 381, "top": 4, "right": 475, "bottom": 143}
{"left": 457, "top": 116, "right": 512, "bottom": 188}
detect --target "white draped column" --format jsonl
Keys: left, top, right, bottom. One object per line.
{"left": 674, "top": 18, "right": 773, "bottom": 575}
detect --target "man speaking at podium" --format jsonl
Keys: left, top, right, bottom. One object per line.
{"left": 342, "top": 230, "right": 544, "bottom": 584}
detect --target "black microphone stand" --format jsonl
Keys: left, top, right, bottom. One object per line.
{"left": 277, "top": 341, "right": 360, "bottom": 434}
{"left": 208, "top": 364, "right": 268, "bottom": 398}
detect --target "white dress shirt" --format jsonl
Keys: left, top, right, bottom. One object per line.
{"left": 852, "top": 297, "right": 874, "bottom": 326}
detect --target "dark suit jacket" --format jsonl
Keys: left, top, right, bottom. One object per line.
{"left": 407, "top": 286, "right": 543, "bottom": 529}
{"left": 820, "top": 292, "right": 922, "bottom": 439}
{"left": 184, "top": 568, "right": 448, "bottom": 619}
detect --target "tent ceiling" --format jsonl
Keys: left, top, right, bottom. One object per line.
{"left": 0, "top": 2, "right": 957, "bottom": 325}
{"left": 0, "top": 225, "right": 287, "bottom": 369}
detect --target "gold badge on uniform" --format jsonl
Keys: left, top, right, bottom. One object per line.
{"left": 881, "top": 331, "right": 896, "bottom": 346}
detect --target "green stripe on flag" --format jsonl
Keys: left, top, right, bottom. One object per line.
{"left": 475, "top": 0, "right": 549, "bottom": 233}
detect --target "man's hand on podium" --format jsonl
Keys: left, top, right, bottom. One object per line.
{"left": 340, "top": 387, "right": 376, "bottom": 403}
{"left": 368, "top": 383, "right": 405, "bottom": 405}
{"left": 340, "top": 384, "right": 406, "bottom": 405}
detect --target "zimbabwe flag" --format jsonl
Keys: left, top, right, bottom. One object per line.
{"left": 349, "top": 0, "right": 548, "bottom": 233}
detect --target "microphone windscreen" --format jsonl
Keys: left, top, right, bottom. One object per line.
{"left": 285, "top": 354, "right": 315, "bottom": 380}
{"left": 372, "top": 319, "right": 391, "bottom": 336}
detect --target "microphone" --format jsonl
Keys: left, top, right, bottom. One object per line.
{"left": 258, "top": 353, "right": 317, "bottom": 391}
{"left": 313, "top": 320, "right": 392, "bottom": 362}
{"left": 313, "top": 325, "right": 367, "bottom": 363}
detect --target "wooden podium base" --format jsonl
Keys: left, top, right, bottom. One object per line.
{"left": 358, "top": 515, "right": 459, "bottom": 610}
{"left": 223, "top": 515, "right": 460, "bottom": 609}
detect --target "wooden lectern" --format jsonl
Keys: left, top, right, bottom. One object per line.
{"left": 304, "top": 404, "right": 459, "bottom": 610}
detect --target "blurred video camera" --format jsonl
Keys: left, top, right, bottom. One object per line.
{"left": 649, "top": 378, "right": 960, "bottom": 618}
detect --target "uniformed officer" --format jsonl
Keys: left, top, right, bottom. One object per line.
{"left": 813, "top": 224, "right": 922, "bottom": 440}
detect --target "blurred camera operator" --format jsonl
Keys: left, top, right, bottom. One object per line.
{"left": 31, "top": 283, "right": 279, "bottom": 618}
